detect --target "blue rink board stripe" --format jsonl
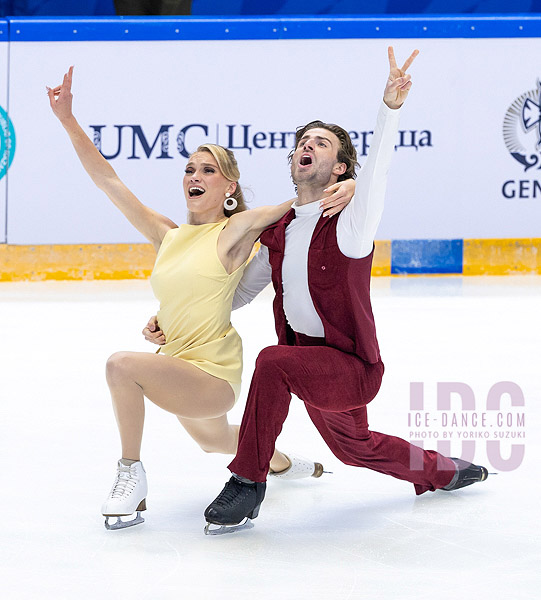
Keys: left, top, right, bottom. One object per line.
{"left": 391, "top": 239, "right": 464, "bottom": 274}
{"left": 6, "top": 16, "right": 541, "bottom": 42}
{"left": 0, "top": 20, "right": 7, "bottom": 39}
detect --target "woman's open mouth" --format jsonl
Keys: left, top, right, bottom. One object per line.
{"left": 189, "top": 186, "right": 205, "bottom": 198}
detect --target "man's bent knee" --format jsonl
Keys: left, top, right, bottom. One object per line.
{"left": 255, "top": 346, "right": 290, "bottom": 374}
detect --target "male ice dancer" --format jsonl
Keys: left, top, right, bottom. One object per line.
{"left": 204, "top": 47, "right": 489, "bottom": 534}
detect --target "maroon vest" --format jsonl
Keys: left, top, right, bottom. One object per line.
{"left": 259, "top": 208, "right": 381, "bottom": 364}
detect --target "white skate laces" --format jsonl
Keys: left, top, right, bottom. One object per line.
{"left": 101, "top": 460, "right": 148, "bottom": 530}
{"left": 110, "top": 464, "right": 138, "bottom": 498}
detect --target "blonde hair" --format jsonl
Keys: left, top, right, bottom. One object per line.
{"left": 194, "top": 144, "right": 247, "bottom": 216}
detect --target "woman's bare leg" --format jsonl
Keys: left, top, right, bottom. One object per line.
{"left": 178, "top": 415, "right": 290, "bottom": 472}
{"left": 106, "top": 351, "right": 236, "bottom": 460}
{"left": 105, "top": 350, "right": 290, "bottom": 471}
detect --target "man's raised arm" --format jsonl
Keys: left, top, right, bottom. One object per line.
{"left": 337, "top": 47, "right": 419, "bottom": 259}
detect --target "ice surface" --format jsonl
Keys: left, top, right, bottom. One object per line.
{"left": 0, "top": 277, "right": 539, "bottom": 600}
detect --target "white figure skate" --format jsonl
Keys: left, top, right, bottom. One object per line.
{"left": 269, "top": 453, "right": 329, "bottom": 480}
{"left": 101, "top": 460, "right": 148, "bottom": 530}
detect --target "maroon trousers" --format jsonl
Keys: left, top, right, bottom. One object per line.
{"left": 229, "top": 334, "right": 456, "bottom": 495}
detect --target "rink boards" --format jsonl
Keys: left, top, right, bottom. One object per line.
{"left": 1, "top": 238, "right": 540, "bottom": 281}
{"left": 1, "top": 16, "right": 541, "bottom": 278}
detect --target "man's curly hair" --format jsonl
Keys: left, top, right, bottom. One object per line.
{"left": 288, "top": 120, "right": 359, "bottom": 181}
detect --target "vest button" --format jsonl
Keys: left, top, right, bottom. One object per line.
{"left": 321, "top": 265, "right": 326, "bottom": 270}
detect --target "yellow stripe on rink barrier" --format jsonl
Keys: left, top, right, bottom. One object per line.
{"left": 463, "top": 238, "right": 541, "bottom": 275}
{"left": 0, "top": 243, "right": 156, "bottom": 281}
{"left": 373, "top": 240, "right": 391, "bottom": 276}
{"left": 1, "top": 238, "right": 539, "bottom": 281}
{"left": 0, "top": 241, "right": 393, "bottom": 281}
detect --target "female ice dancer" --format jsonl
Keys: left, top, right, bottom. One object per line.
{"left": 47, "top": 67, "right": 354, "bottom": 530}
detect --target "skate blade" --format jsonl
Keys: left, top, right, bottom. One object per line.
{"left": 204, "top": 518, "right": 254, "bottom": 536}
{"left": 104, "top": 511, "right": 145, "bottom": 531}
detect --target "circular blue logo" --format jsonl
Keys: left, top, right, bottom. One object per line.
{"left": 0, "top": 105, "right": 16, "bottom": 180}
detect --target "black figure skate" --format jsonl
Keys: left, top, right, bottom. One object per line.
{"left": 204, "top": 476, "right": 266, "bottom": 535}
{"left": 443, "top": 457, "right": 489, "bottom": 491}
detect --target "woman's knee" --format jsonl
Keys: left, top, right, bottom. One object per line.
{"left": 196, "top": 433, "right": 235, "bottom": 455}
{"left": 179, "top": 417, "right": 238, "bottom": 455}
{"left": 199, "top": 441, "right": 225, "bottom": 454}
{"left": 105, "top": 351, "right": 136, "bottom": 384}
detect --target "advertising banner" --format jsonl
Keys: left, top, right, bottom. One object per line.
{"left": 0, "top": 25, "right": 9, "bottom": 243}
{"left": 7, "top": 35, "right": 541, "bottom": 244}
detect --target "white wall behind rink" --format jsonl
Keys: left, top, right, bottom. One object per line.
{"left": 6, "top": 37, "right": 541, "bottom": 245}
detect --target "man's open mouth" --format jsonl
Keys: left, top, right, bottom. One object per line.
{"left": 299, "top": 154, "right": 313, "bottom": 167}
{"left": 189, "top": 186, "right": 205, "bottom": 198}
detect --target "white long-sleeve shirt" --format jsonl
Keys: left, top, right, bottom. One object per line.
{"left": 233, "top": 102, "right": 401, "bottom": 336}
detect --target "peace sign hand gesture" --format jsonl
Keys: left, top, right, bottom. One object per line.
{"left": 383, "top": 47, "right": 419, "bottom": 110}
{"left": 47, "top": 65, "right": 75, "bottom": 124}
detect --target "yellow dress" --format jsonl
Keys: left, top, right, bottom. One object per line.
{"left": 150, "top": 221, "right": 247, "bottom": 397}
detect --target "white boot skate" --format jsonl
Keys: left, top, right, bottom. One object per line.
{"left": 269, "top": 453, "right": 328, "bottom": 480}
{"left": 101, "top": 460, "right": 148, "bottom": 530}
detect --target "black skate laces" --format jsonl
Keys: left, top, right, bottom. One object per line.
{"left": 213, "top": 479, "right": 251, "bottom": 508}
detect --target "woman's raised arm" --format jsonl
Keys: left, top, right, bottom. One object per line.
{"left": 217, "top": 178, "right": 356, "bottom": 274}
{"left": 47, "top": 67, "right": 176, "bottom": 251}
